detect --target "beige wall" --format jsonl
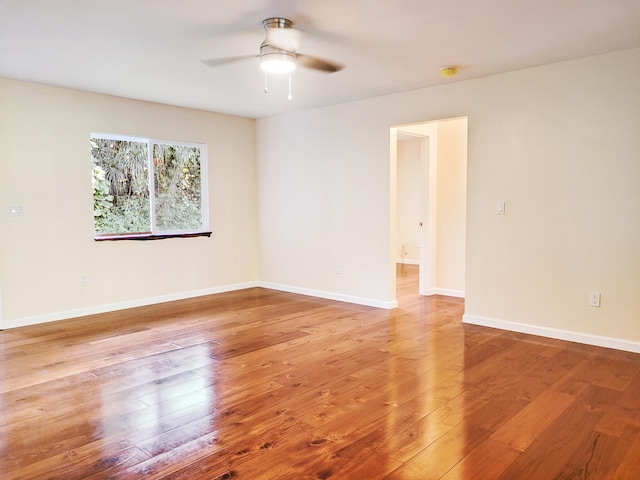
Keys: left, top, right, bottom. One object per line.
{"left": 0, "top": 78, "right": 258, "bottom": 327}
{"left": 257, "top": 48, "right": 640, "bottom": 350}
{"left": 3, "top": 47, "right": 639, "bottom": 352}
{"left": 435, "top": 118, "right": 467, "bottom": 295}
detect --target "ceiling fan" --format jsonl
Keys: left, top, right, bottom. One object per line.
{"left": 202, "top": 17, "right": 344, "bottom": 75}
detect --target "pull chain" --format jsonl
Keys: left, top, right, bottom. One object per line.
{"left": 262, "top": 72, "right": 292, "bottom": 100}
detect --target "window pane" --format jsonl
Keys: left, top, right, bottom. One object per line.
{"left": 91, "top": 137, "right": 150, "bottom": 235}
{"left": 152, "top": 144, "right": 202, "bottom": 232}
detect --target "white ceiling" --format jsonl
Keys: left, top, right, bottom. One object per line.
{"left": 1, "top": 0, "right": 639, "bottom": 118}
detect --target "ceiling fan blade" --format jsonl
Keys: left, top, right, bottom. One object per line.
{"left": 201, "top": 54, "right": 258, "bottom": 68}
{"left": 296, "top": 54, "right": 343, "bottom": 73}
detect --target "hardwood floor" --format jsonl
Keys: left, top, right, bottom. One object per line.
{"left": 1, "top": 265, "right": 640, "bottom": 479}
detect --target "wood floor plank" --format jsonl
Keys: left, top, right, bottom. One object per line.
{"left": 438, "top": 437, "right": 521, "bottom": 480}
{"left": 490, "top": 389, "right": 576, "bottom": 451}
{"left": 2, "top": 266, "right": 640, "bottom": 478}
{"left": 612, "top": 430, "right": 640, "bottom": 480}
{"left": 495, "top": 384, "right": 622, "bottom": 479}
{"left": 382, "top": 419, "right": 489, "bottom": 479}
{"left": 553, "top": 430, "right": 632, "bottom": 480}
{"left": 596, "top": 369, "right": 640, "bottom": 440}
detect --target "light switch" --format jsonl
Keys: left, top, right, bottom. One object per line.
{"left": 4, "top": 205, "right": 23, "bottom": 216}
{"left": 496, "top": 201, "right": 505, "bottom": 215}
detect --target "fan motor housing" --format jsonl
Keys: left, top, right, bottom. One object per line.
{"left": 262, "top": 17, "right": 293, "bottom": 30}
{"left": 260, "top": 17, "right": 297, "bottom": 73}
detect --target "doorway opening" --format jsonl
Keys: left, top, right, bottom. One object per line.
{"left": 391, "top": 117, "right": 468, "bottom": 304}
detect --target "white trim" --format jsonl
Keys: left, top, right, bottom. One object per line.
{"left": 2, "top": 282, "right": 259, "bottom": 330}
{"left": 422, "top": 131, "right": 438, "bottom": 296}
{"left": 199, "top": 142, "right": 210, "bottom": 232}
{"left": 258, "top": 281, "right": 398, "bottom": 310}
{"left": 433, "top": 288, "right": 465, "bottom": 298}
{"left": 463, "top": 314, "right": 640, "bottom": 354}
{"left": 396, "top": 258, "right": 420, "bottom": 265}
{"left": 3, "top": 281, "right": 398, "bottom": 329}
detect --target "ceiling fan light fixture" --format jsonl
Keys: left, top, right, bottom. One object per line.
{"left": 260, "top": 45, "right": 296, "bottom": 74}
{"left": 260, "top": 54, "right": 296, "bottom": 74}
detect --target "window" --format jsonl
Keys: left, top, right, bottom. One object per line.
{"left": 91, "top": 134, "right": 210, "bottom": 240}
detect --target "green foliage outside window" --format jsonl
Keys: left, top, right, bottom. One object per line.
{"left": 153, "top": 144, "right": 202, "bottom": 231}
{"left": 91, "top": 136, "right": 204, "bottom": 237}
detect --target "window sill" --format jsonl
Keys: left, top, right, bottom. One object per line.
{"left": 95, "top": 232, "right": 212, "bottom": 241}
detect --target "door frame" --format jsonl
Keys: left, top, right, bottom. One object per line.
{"left": 392, "top": 122, "right": 438, "bottom": 297}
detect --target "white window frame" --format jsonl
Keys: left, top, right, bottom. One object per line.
{"left": 91, "top": 133, "right": 210, "bottom": 240}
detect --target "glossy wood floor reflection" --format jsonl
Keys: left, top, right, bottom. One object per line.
{"left": 2, "top": 266, "right": 640, "bottom": 479}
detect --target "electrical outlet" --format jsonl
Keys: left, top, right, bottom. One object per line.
{"left": 335, "top": 264, "right": 341, "bottom": 275}
{"left": 590, "top": 292, "right": 601, "bottom": 307}
{"left": 80, "top": 275, "right": 88, "bottom": 287}
{"left": 238, "top": 256, "right": 245, "bottom": 266}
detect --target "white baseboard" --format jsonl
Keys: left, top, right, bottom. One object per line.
{"left": 463, "top": 314, "right": 640, "bottom": 354}
{"left": 258, "top": 281, "right": 398, "bottom": 310}
{"left": 433, "top": 288, "right": 465, "bottom": 298}
{"left": 2, "top": 281, "right": 259, "bottom": 330}
{"left": 2, "top": 281, "right": 397, "bottom": 330}
{"left": 394, "top": 263, "right": 465, "bottom": 299}
{"left": 396, "top": 258, "right": 420, "bottom": 265}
